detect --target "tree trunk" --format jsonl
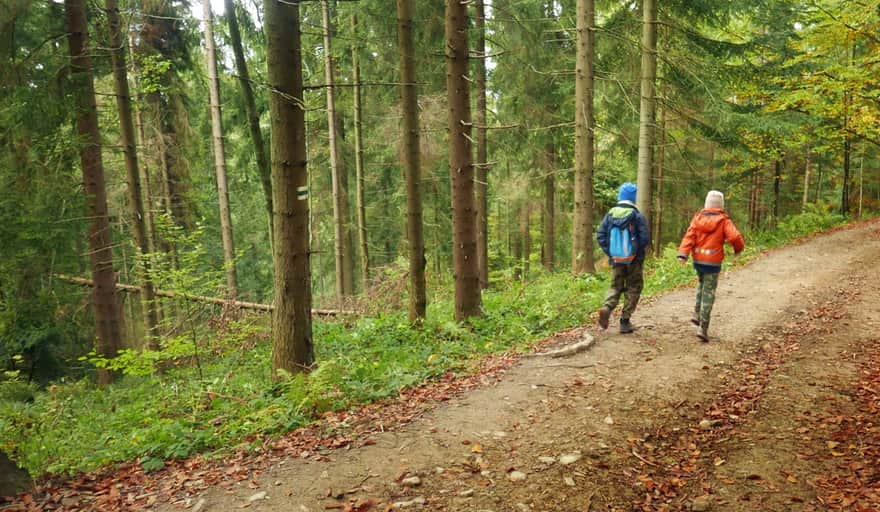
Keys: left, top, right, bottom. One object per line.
{"left": 225, "top": 0, "right": 273, "bottom": 241}
{"left": 572, "top": 0, "right": 596, "bottom": 274}
{"left": 432, "top": 178, "right": 443, "bottom": 281}
{"left": 65, "top": 0, "right": 123, "bottom": 385}
{"left": 106, "top": 0, "right": 159, "bottom": 347}
{"left": 512, "top": 202, "right": 522, "bottom": 281}
{"left": 542, "top": 143, "right": 555, "bottom": 271}
{"left": 635, "top": 0, "right": 657, "bottom": 231}
{"left": 56, "top": 274, "right": 348, "bottom": 315}
{"left": 396, "top": 0, "right": 426, "bottom": 321}
{"left": 653, "top": 105, "right": 665, "bottom": 257}
{"left": 520, "top": 202, "right": 531, "bottom": 280}
{"left": 339, "top": 116, "right": 356, "bottom": 296}
{"left": 773, "top": 158, "right": 782, "bottom": 221}
{"left": 351, "top": 14, "right": 370, "bottom": 291}
{"left": 474, "top": 0, "right": 490, "bottom": 289}
{"left": 202, "top": 0, "right": 238, "bottom": 298}
{"left": 322, "top": 0, "right": 350, "bottom": 300}
{"left": 446, "top": 0, "right": 481, "bottom": 321}
{"left": 802, "top": 148, "right": 811, "bottom": 211}
{"left": 128, "top": 35, "right": 158, "bottom": 256}
{"left": 858, "top": 146, "right": 864, "bottom": 218}
{"left": 265, "top": 0, "right": 314, "bottom": 378}
{"left": 842, "top": 134, "right": 851, "bottom": 215}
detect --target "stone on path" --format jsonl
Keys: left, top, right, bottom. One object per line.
{"left": 401, "top": 476, "right": 422, "bottom": 487}
{"left": 248, "top": 491, "right": 267, "bottom": 502}
{"left": 558, "top": 452, "right": 581, "bottom": 465}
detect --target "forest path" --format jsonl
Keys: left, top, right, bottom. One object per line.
{"left": 164, "top": 220, "right": 880, "bottom": 512}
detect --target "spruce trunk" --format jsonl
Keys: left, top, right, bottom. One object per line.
{"left": 225, "top": 0, "right": 273, "bottom": 241}
{"left": 474, "top": 0, "right": 489, "bottom": 289}
{"left": 572, "top": 0, "right": 596, "bottom": 274}
{"left": 446, "top": 0, "right": 481, "bottom": 320}
{"left": 802, "top": 148, "right": 811, "bottom": 211}
{"left": 773, "top": 158, "right": 782, "bottom": 221}
{"left": 202, "top": 0, "right": 238, "bottom": 298}
{"left": 265, "top": 0, "right": 314, "bottom": 377}
{"left": 65, "top": 0, "right": 123, "bottom": 385}
{"left": 543, "top": 143, "right": 555, "bottom": 271}
{"left": 636, "top": 0, "right": 657, "bottom": 231}
{"left": 351, "top": 14, "right": 370, "bottom": 291}
{"left": 397, "top": 0, "right": 427, "bottom": 321}
{"left": 322, "top": 0, "right": 350, "bottom": 299}
{"left": 106, "top": 0, "right": 159, "bottom": 346}
{"left": 520, "top": 202, "right": 530, "bottom": 280}
{"left": 653, "top": 105, "right": 665, "bottom": 257}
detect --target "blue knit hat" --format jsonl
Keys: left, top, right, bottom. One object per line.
{"left": 618, "top": 182, "right": 637, "bottom": 203}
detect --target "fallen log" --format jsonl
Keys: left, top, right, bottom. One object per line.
{"left": 524, "top": 332, "right": 595, "bottom": 358}
{"left": 53, "top": 274, "right": 352, "bottom": 316}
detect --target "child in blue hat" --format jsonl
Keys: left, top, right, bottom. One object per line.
{"left": 596, "top": 182, "right": 651, "bottom": 333}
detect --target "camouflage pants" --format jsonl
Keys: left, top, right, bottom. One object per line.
{"left": 603, "top": 262, "right": 644, "bottom": 320}
{"left": 695, "top": 271, "right": 719, "bottom": 325}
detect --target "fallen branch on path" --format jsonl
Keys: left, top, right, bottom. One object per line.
{"left": 524, "top": 333, "right": 595, "bottom": 358}
{"left": 53, "top": 274, "right": 353, "bottom": 316}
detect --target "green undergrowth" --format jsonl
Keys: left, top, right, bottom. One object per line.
{"left": 0, "top": 209, "right": 853, "bottom": 478}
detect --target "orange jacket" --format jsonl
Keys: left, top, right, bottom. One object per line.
{"left": 677, "top": 209, "right": 745, "bottom": 268}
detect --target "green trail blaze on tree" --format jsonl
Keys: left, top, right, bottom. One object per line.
{"left": 266, "top": 0, "right": 313, "bottom": 377}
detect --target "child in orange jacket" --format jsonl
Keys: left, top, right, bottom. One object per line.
{"left": 677, "top": 190, "right": 745, "bottom": 341}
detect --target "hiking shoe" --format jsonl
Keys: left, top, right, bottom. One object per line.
{"left": 597, "top": 306, "right": 611, "bottom": 330}
{"left": 619, "top": 318, "right": 634, "bottom": 334}
{"left": 696, "top": 321, "right": 709, "bottom": 342}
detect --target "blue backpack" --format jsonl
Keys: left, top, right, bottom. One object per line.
{"left": 609, "top": 222, "right": 636, "bottom": 265}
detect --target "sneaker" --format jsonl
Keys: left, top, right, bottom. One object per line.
{"left": 597, "top": 306, "right": 611, "bottom": 330}
{"left": 620, "top": 318, "right": 634, "bottom": 334}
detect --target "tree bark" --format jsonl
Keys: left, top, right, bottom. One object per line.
{"left": 446, "top": 0, "right": 481, "bottom": 320}
{"left": 65, "top": 0, "right": 123, "bottom": 385}
{"left": 106, "top": 0, "right": 160, "bottom": 348}
{"left": 474, "top": 0, "right": 490, "bottom": 289}
{"left": 322, "top": 0, "right": 351, "bottom": 299}
{"left": 265, "top": 0, "right": 314, "bottom": 377}
{"left": 225, "top": 0, "right": 273, "bottom": 241}
{"left": 773, "top": 158, "right": 782, "bottom": 221}
{"left": 351, "top": 14, "right": 370, "bottom": 291}
{"left": 542, "top": 143, "right": 555, "bottom": 271}
{"left": 55, "top": 274, "right": 348, "bottom": 315}
{"left": 636, "top": 0, "right": 657, "bottom": 231}
{"left": 842, "top": 134, "right": 851, "bottom": 215}
{"left": 128, "top": 34, "right": 158, "bottom": 257}
{"left": 520, "top": 201, "right": 531, "bottom": 280}
{"left": 202, "top": 0, "right": 238, "bottom": 298}
{"left": 653, "top": 104, "right": 665, "bottom": 256}
{"left": 396, "top": 0, "right": 426, "bottom": 321}
{"left": 802, "top": 148, "right": 811, "bottom": 211}
{"left": 572, "top": 0, "right": 596, "bottom": 274}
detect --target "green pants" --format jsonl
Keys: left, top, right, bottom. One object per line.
{"left": 603, "top": 262, "right": 644, "bottom": 320}
{"left": 695, "top": 271, "right": 719, "bottom": 324}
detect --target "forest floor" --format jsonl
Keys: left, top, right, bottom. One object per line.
{"left": 5, "top": 219, "right": 880, "bottom": 512}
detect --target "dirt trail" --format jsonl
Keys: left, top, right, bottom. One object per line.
{"left": 164, "top": 221, "right": 880, "bottom": 512}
